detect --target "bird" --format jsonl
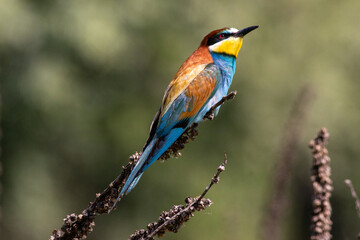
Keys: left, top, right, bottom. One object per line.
{"left": 112, "top": 26, "right": 258, "bottom": 209}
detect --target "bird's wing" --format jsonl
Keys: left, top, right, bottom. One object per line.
{"left": 142, "top": 63, "right": 209, "bottom": 150}
{"left": 161, "top": 64, "right": 209, "bottom": 115}
{"left": 154, "top": 63, "right": 221, "bottom": 138}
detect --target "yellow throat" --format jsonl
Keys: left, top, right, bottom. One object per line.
{"left": 209, "top": 37, "right": 243, "bottom": 58}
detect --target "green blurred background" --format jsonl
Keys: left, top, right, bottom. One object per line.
{"left": 1, "top": 0, "right": 359, "bottom": 239}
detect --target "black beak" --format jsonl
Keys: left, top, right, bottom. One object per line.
{"left": 236, "top": 26, "right": 259, "bottom": 38}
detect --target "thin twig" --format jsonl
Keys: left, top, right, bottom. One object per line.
{"left": 344, "top": 179, "right": 360, "bottom": 219}
{"left": 130, "top": 155, "right": 227, "bottom": 239}
{"left": 309, "top": 128, "right": 332, "bottom": 240}
{"left": 204, "top": 91, "right": 237, "bottom": 120}
{"left": 50, "top": 92, "right": 236, "bottom": 240}
{"left": 198, "top": 154, "right": 226, "bottom": 200}
{"left": 262, "top": 85, "right": 314, "bottom": 240}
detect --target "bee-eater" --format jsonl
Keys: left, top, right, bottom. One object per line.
{"left": 113, "top": 26, "right": 258, "bottom": 208}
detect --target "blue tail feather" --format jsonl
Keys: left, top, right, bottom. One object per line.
{"left": 111, "top": 127, "right": 186, "bottom": 210}
{"left": 111, "top": 139, "right": 156, "bottom": 210}
{"left": 125, "top": 172, "right": 143, "bottom": 195}
{"left": 141, "top": 128, "right": 184, "bottom": 171}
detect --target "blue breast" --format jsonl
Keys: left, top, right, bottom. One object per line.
{"left": 209, "top": 52, "right": 237, "bottom": 94}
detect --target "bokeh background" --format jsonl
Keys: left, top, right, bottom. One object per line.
{"left": 1, "top": 0, "right": 359, "bottom": 239}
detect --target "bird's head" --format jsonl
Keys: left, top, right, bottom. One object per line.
{"left": 201, "top": 26, "right": 258, "bottom": 58}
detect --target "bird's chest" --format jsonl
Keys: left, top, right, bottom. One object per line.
{"left": 211, "top": 53, "right": 236, "bottom": 90}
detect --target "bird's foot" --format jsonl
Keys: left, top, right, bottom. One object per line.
{"left": 206, "top": 112, "right": 215, "bottom": 120}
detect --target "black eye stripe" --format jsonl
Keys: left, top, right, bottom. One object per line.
{"left": 206, "top": 32, "right": 232, "bottom": 46}
{"left": 221, "top": 33, "right": 231, "bottom": 38}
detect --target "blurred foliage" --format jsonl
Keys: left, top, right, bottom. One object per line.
{"left": 1, "top": 0, "right": 360, "bottom": 239}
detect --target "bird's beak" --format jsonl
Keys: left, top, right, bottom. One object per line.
{"left": 236, "top": 26, "right": 259, "bottom": 38}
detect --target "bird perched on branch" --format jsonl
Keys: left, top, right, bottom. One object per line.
{"left": 113, "top": 26, "right": 258, "bottom": 209}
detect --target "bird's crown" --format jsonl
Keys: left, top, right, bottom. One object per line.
{"left": 201, "top": 26, "right": 258, "bottom": 58}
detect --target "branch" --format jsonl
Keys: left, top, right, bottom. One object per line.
{"left": 344, "top": 179, "right": 360, "bottom": 218}
{"left": 204, "top": 91, "right": 237, "bottom": 120}
{"left": 50, "top": 91, "right": 236, "bottom": 240}
{"left": 309, "top": 128, "right": 333, "bottom": 240}
{"left": 130, "top": 155, "right": 227, "bottom": 239}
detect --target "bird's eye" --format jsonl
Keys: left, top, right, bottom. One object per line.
{"left": 219, "top": 33, "right": 225, "bottom": 39}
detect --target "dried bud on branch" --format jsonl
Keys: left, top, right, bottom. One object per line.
{"left": 130, "top": 198, "right": 213, "bottom": 240}
{"left": 309, "top": 128, "right": 332, "bottom": 240}
{"left": 130, "top": 156, "right": 227, "bottom": 239}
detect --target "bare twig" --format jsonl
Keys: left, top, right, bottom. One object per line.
{"left": 262, "top": 85, "right": 314, "bottom": 240}
{"left": 50, "top": 92, "right": 236, "bottom": 240}
{"left": 130, "top": 155, "right": 227, "bottom": 239}
{"left": 204, "top": 91, "right": 237, "bottom": 120}
{"left": 309, "top": 128, "right": 332, "bottom": 240}
{"left": 344, "top": 179, "right": 360, "bottom": 219}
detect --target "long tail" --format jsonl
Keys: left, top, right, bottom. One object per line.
{"left": 111, "top": 128, "right": 184, "bottom": 210}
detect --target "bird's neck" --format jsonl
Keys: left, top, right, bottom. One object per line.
{"left": 210, "top": 52, "right": 236, "bottom": 85}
